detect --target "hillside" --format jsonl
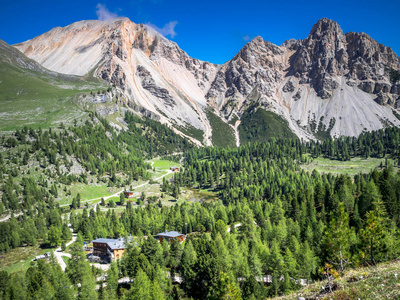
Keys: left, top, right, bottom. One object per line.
{"left": 276, "top": 260, "right": 400, "bottom": 299}
{"left": 0, "top": 40, "right": 105, "bottom": 130}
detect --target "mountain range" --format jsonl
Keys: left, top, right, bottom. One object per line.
{"left": 3, "top": 17, "right": 400, "bottom": 145}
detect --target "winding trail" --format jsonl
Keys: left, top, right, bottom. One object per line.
{"left": 54, "top": 226, "right": 76, "bottom": 271}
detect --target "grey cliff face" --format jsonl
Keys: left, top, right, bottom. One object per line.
{"left": 206, "top": 36, "right": 285, "bottom": 107}
{"left": 291, "top": 18, "right": 348, "bottom": 99}
{"left": 136, "top": 65, "right": 176, "bottom": 107}
{"left": 345, "top": 31, "right": 400, "bottom": 105}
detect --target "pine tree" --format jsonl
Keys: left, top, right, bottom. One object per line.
{"left": 361, "top": 198, "right": 388, "bottom": 265}
{"left": 106, "top": 262, "right": 119, "bottom": 297}
{"left": 130, "top": 268, "right": 152, "bottom": 300}
{"left": 324, "top": 202, "right": 351, "bottom": 273}
{"left": 48, "top": 225, "right": 61, "bottom": 247}
{"left": 212, "top": 272, "right": 242, "bottom": 300}
{"left": 79, "top": 273, "right": 97, "bottom": 300}
{"left": 151, "top": 280, "right": 165, "bottom": 300}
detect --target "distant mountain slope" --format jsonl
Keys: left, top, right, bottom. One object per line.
{"left": 0, "top": 40, "right": 104, "bottom": 130}
{"left": 13, "top": 18, "right": 400, "bottom": 143}
{"left": 14, "top": 18, "right": 218, "bottom": 145}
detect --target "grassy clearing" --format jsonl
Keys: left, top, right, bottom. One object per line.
{"left": 56, "top": 158, "right": 184, "bottom": 209}
{"left": 151, "top": 159, "right": 179, "bottom": 170}
{"left": 0, "top": 244, "right": 52, "bottom": 274}
{"left": 68, "top": 184, "right": 112, "bottom": 201}
{"left": 276, "top": 260, "right": 400, "bottom": 300}
{"left": 57, "top": 184, "right": 114, "bottom": 205}
{"left": 301, "top": 156, "right": 394, "bottom": 176}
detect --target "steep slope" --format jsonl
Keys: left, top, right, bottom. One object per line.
{"left": 0, "top": 40, "right": 104, "bottom": 130}
{"left": 14, "top": 18, "right": 218, "bottom": 145}
{"left": 14, "top": 18, "right": 400, "bottom": 143}
{"left": 207, "top": 18, "right": 400, "bottom": 140}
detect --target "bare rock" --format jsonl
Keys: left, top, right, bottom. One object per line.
{"left": 136, "top": 65, "right": 176, "bottom": 107}
{"left": 283, "top": 80, "right": 295, "bottom": 93}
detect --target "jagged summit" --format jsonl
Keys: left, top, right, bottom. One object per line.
{"left": 12, "top": 17, "right": 400, "bottom": 143}
{"left": 309, "top": 18, "right": 343, "bottom": 37}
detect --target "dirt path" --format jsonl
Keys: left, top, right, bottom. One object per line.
{"left": 54, "top": 226, "right": 76, "bottom": 271}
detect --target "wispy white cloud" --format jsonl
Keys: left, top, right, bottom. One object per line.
{"left": 242, "top": 35, "right": 252, "bottom": 42}
{"left": 146, "top": 21, "right": 178, "bottom": 38}
{"left": 96, "top": 4, "right": 119, "bottom": 21}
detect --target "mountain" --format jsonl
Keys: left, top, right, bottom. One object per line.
{"left": 14, "top": 18, "right": 218, "bottom": 145}
{"left": 13, "top": 18, "right": 400, "bottom": 143}
{"left": 207, "top": 18, "right": 400, "bottom": 140}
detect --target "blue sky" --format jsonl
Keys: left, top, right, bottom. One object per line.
{"left": 1, "top": 0, "right": 399, "bottom": 64}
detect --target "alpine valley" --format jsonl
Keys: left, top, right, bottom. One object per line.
{"left": 2, "top": 15, "right": 400, "bottom": 300}
{"left": 7, "top": 17, "right": 400, "bottom": 145}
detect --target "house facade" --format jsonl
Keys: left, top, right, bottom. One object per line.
{"left": 91, "top": 238, "right": 127, "bottom": 260}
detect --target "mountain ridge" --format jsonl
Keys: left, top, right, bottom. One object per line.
{"left": 11, "top": 17, "right": 400, "bottom": 144}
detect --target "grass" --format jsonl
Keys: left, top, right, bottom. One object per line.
{"left": 276, "top": 260, "right": 400, "bottom": 300}
{"left": 239, "top": 106, "right": 297, "bottom": 144}
{"left": 68, "top": 184, "right": 112, "bottom": 201}
{"left": 55, "top": 158, "right": 181, "bottom": 209}
{"left": 57, "top": 184, "right": 114, "bottom": 205}
{"left": 62, "top": 256, "right": 71, "bottom": 266}
{"left": 0, "top": 244, "right": 52, "bottom": 274}
{"left": 301, "top": 156, "right": 394, "bottom": 176}
{"left": 151, "top": 159, "right": 179, "bottom": 170}
{"left": 206, "top": 109, "right": 236, "bottom": 148}
{"left": 0, "top": 60, "right": 104, "bottom": 131}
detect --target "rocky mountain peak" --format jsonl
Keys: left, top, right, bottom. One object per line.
{"left": 291, "top": 18, "right": 348, "bottom": 98}
{"left": 309, "top": 18, "right": 344, "bottom": 39}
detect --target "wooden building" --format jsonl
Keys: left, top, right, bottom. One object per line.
{"left": 155, "top": 231, "right": 186, "bottom": 243}
{"left": 123, "top": 191, "right": 134, "bottom": 198}
{"left": 170, "top": 167, "right": 179, "bottom": 172}
{"left": 91, "top": 238, "right": 127, "bottom": 260}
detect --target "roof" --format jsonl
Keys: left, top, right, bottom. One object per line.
{"left": 156, "top": 231, "right": 184, "bottom": 238}
{"left": 92, "top": 237, "right": 133, "bottom": 250}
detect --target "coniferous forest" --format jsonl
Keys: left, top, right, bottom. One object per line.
{"left": 1, "top": 113, "right": 400, "bottom": 299}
